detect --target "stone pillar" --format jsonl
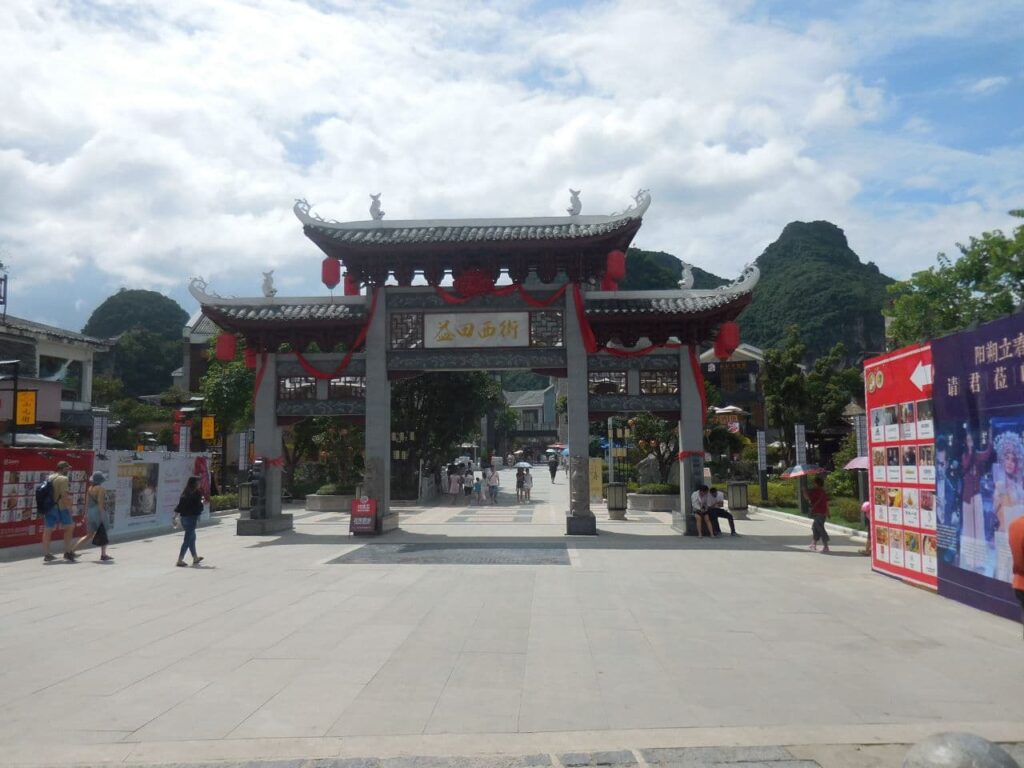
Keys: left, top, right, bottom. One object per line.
{"left": 564, "top": 291, "right": 595, "bottom": 535}
{"left": 364, "top": 288, "right": 395, "bottom": 532}
{"left": 675, "top": 344, "right": 704, "bottom": 535}
{"left": 237, "top": 352, "right": 293, "bottom": 535}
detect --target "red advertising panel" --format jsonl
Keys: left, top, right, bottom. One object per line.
{"left": 864, "top": 344, "right": 937, "bottom": 589}
{"left": 350, "top": 497, "right": 377, "bottom": 535}
{"left": 0, "top": 448, "right": 94, "bottom": 549}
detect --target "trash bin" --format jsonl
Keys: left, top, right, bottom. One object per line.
{"left": 237, "top": 481, "right": 253, "bottom": 511}
{"left": 727, "top": 481, "right": 748, "bottom": 512}
{"left": 606, "top": 482, "right": 626, "bottom": 511}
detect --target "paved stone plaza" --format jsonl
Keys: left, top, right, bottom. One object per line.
{"left": 1, "top": 471, "right": 1022, "bottom": 767}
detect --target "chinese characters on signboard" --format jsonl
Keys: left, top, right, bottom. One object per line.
{"left": 931, "top": 313, "right": 1024, "bottom": 621}
{"left": 864, "top": 344, "right": 937, "bottom": 589}
{"left": 424, "top": 313, "right": 529, "bottom": 349}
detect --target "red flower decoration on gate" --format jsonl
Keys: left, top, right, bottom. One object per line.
{"left": 453, "top": 269, "right": 494, "bottom": 298}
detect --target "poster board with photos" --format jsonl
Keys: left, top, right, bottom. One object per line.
{"left": 865, "top": 343, "right": 937, "bottom": 589}
{"left": 931, "top": 314, "right": 1024, "bottom": 620}
{"left": 0, "top": 448, "right": 94, "bottom": 548}
{"left": 92, "top": 451, "right": 211, "bottom": 538}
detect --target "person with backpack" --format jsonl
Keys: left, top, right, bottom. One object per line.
{"left": 174, "top": 476, "right": 205, "bottom": 567}
{"left": 40, "top": 460, "right": 76, "bottom": 563}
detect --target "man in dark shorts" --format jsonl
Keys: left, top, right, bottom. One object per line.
{"left": 707, "top": 486, "right": 737, "bottom": 536}
{"left": 548, "top": 455, "right": 558, "bottom": 482}
{"left": 1010, "top": 514, "right": 1024, "bottom": 639}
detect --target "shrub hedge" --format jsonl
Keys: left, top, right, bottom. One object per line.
{"left": 209, "top": 493, "right": 238, "bottom": 512}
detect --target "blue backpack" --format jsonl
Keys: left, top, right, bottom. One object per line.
{"left": 35, "top": 478, "right": 55, "bottom": 516}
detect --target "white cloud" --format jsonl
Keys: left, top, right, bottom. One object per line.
{"left": 966, "top": 75, "right": 1011, "bottom": 95}
{"left": 0, "top": 0, "right": 1021, "bottom": 329}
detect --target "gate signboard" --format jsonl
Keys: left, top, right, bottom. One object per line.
{"left": 864, "top": 343, "right": 936, "bottom": 589}
{"left": 424, "top": 313, "right": 528, "bottom": 348}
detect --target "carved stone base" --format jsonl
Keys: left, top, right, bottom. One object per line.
{"left": 380, "top": 511, "right": 399, "bottom": 533}
{"left": 305, "top": 494, "right": 355, "bottom": 512}
{"left": 566, "top": 514, "right": 597, "bottom": 535}
{"left": 237, "top": 514, "right": 294, "bottom": 536}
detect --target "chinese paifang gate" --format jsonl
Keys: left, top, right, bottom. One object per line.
{"left": 189, "top": 190, "right": 758, "bottom": 536}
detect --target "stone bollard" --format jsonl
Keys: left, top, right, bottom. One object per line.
{"left": 904, "top": 732, "right": 1020, "bottom": 768}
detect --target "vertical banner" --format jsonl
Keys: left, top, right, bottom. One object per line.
{"left": 92, "top": 411, "right": 109, "bottom": 452}
{"left": 15, "top": 391, "right": 37, "bottom": 426}
{"left": 179, "top": 425, "right": 190, "bottom": 453}
{"left": 853, "top": 414, "right": 868, "bottom": 457}
{"left": 756, "top": 430, "right": 767, "bottom": 470}
{"left": 794, "top": 424, "right": 807, "bottom": 465}
{"left": 864, "top": 344, "right": 936, "bottom": 589}
{"left": 931, "top": 314, "right": 1024, "bottom": 620}
{"left": 239, "top": 431, "right": 249, "bottom": 471}
{"left": 201, "top": 416, "right": 215, "bottom": 441}
{"left": 589, "top": 457, "right": 603, "bottom": 502}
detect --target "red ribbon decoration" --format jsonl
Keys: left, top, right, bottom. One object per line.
{"left": 571, "top": 283, "right": 599, "bottom": 354}
{"left": 434, "top": 282, "right": 568, "bottom": 307}
{"left": 688, "top": 345, "right": 707, "bottom": 426}
{"left": 258, "top": 455, "right": 285, "bottom": 467}
{"left": 292, "top": 288, "right": 381, "bottom": 380}
{"left": 678, "top": 450, "right": 702, "bottom": 461}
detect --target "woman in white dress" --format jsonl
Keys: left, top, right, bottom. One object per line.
{"left": 993, "top": 431, "right": 1024, "bottom": 582}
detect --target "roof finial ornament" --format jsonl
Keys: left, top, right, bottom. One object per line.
{"left": 369, "top": 193, "right": 385, "bottom": 221}
{"left": 567, "top": 189, "right": 581, "bottom": 216}
{"left": 262, "top": 270, "right": 277, "bottom": 298}
{"left": 678, "top": 261, "right": 694, "bottom": 290}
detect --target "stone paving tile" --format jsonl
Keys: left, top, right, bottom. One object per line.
{"left": 381, "top": 756, "right": 551, "bottom": 768}
{"left": 327, "top": 542, "right": 570, "bottom": 565}
{"left": 558, "top": 749, "right": 637, "bottom": 766}
{"left": 642, "top": 746, "right": 797, "bottom": 764}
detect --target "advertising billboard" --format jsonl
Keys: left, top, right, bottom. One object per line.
{"left": 864, "top": 343, "right": 937, "bottom": 589}
{"left": 0, "top": 448, "right": 93, "bottom": 548}
{"left": 931, "top": 314, "right": 1024, "bottom": 620}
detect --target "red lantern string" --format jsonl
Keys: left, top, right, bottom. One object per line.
{"left": 433, "top": 282, "right": 568, "bottom": 307}
{"left": 292, "top": 288, "right": 381, "bottom": 380}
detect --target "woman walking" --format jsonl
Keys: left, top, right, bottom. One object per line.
{"left": 175, "top": 476, "right": 205, "bottom": 567}
{"left": 82, "top": 472, "right": 112, "bottom": 561}
{"left": 803, "top": 476, "right": 831, "bottom": 553}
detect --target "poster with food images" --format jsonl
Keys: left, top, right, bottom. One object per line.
{"left": 0, "top": 448, "right": 93, "bottom": 549}
{"left": 864, "top": 343, "right": 937, "bottom": 589}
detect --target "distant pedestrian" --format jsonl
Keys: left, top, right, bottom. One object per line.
{"left": 463, "top": 470, "right": 474, "bottom": 501}
{"left": 515, "top": 468, "right": 525, "bottom": 502}
{"left": 77, "top": 471, "right": 112, "bottom": 561}
{"left": 447, "top": 466, "right": 461, "bottom": 501}
{"left": 523, "top": 469, "right": 533, "bottom": 502}
{"left": 548, "top": 455, "right": 558, "bottom": 482}
{"left": 1009, "top": 514, "right": 1024, "bottom": 638}
{"left": 860, "top": 500, "right": 871, "bottom": 555}
{"left": 803, "top": 476, "right": 831, "bottom": 553}
{"left": 41, "top": 460, "right": 77, "bottom": 563}
{"left": 472, "top": 474, "right": 483, "bottom": 503}
{"left": 707, "top": 486, "right": 737, "bottom": 536}
{"left": 174, "top": 476, "right": 205, "bottom": 567}
{"left": 487, "top": 466, "right": 500, "bottom": 503}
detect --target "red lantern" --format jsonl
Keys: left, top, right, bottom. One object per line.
{"left": 321, "top": 256, "right": 341, "bottom": 290}
{"left": 600, "top": 275, "right": 618, "bottom": 291}
{"left": 215, "top": 333, "right": 236, "bottom": 362}
{"left": 244, "top": 347, "right": 258, "bottom": 369}
{"left": 343, "top": 273, "right": 360, "bottom": 296}
{"left": 605, "top": 250, "right": 626, "bottom": 281}
{"left": 714, "top": 321, "right": 740, "bottom": 361}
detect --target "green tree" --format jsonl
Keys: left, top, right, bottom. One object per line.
{"left": 805, "top": 342, "right": 863, "bottom": 433}
{"left": 83, "top": 288, "right": 189, "bottom": 339}
{"left": 762, "top": 325, "right": 810, "bottom": 459}
{"left": 108, "top": 329, "right": 182, "bottom": 396}
{"left": 629, "top": 411, "right": 678, "bottom": 483}
{"left": 886, "top": 211, "right": 1024, "bottom": 346}
{"left": 825, "top": 433, "right": 858, "bottom": 498}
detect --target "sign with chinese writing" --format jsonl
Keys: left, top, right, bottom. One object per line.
{"left": 201, "top": 416, "right": 215, "bottom": 441}
{"left": 91, "top": 412, "right": 108, "bottom": 452}
{"left": 178, "top": 425, "right": 190, "bottom": 452}
{"left": 15, "top": 391, "right": 36, "bottom": 426}
{"left": 794, "top": 424, "right": 807, "bottom": 465}
{"left": 424, "top": 312, "right": 528, "bottom": 348}
{"left": 238, "top": 431, "right": 249, "bottom": 471}
{"left": 350, "top": 497, "right": 377, "bottom": 535}
{"left": 931, "top": 314, "right": 1024, "bottom": 620}
{"left": 853, "top": 414, "right": 868, "bottom": 457}
{"left": 756, "top": 431, "right": 766, "bottom": 470}
{"left": 864, "top": 343, "right": 936, "bottom": 589}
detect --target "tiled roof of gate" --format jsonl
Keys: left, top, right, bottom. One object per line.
{"left": 205, "top": 303, "right": 367, "bottom": 323}
{"left": 307, "top": 219, "right": 636, "bottom": 245}
{"left": 585, "top": 293, "right": 748, "bottom": 316}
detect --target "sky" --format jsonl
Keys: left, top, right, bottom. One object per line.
{"left": 1, "top": 0, "right": 1022, "bottom": 332}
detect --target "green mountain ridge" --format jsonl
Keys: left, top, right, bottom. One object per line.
{"left": 625, "top": 221, "right": 894, "bottom": 361}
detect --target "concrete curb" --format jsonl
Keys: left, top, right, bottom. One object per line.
{"left": 749, "top": 504, "right": 868, "bottom": 540}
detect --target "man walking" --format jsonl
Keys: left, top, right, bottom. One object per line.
{"left": 41, "top": 460, "right": 77, "bottom": 562}
{"left": 707, "top": 486, "right": 738, "bottom": 536}
{"left": 548, "top": 454, "right": 558, "bottom": 482}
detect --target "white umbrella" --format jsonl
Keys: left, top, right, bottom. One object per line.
{"left": 514, "top": 461, "right": 532, "bottom": 468}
